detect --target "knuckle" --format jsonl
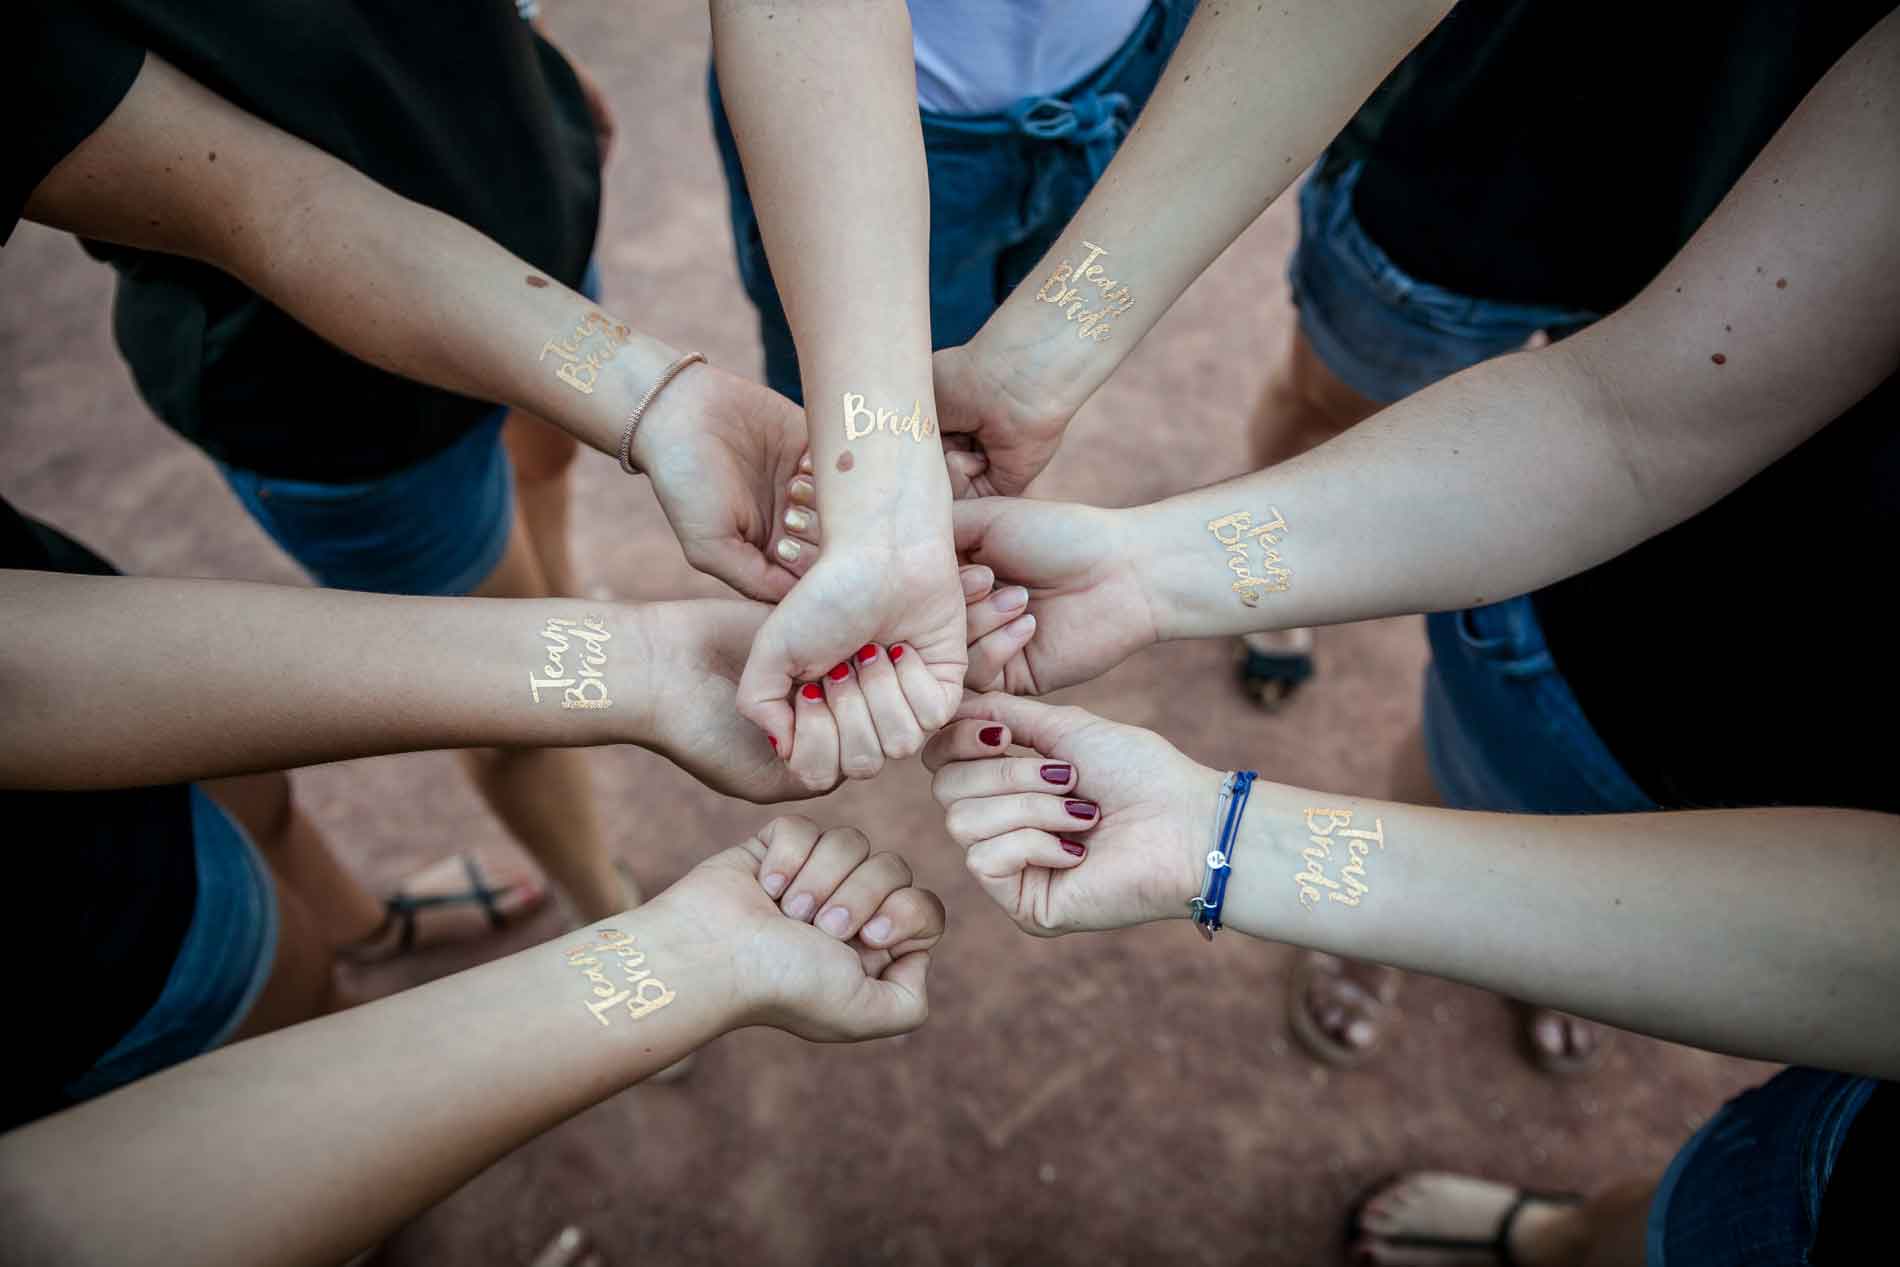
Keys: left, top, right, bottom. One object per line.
{"left": 824, "top": 825, "right": 872, "bottom": 862}
{"left": 870, "top": 850, "right": 914, "bottom": 887}
{"left": 841, "top": 754, "right": 883, "bottom": 780}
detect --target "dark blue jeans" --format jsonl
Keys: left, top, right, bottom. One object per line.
{"left": 708, "top": 0, "right": 1196, "bottom": 402}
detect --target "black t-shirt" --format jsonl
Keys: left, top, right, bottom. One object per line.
{"left": 1336, "top": 1, "right": 1897, "bottom": 314}
{"left": 17, "top": 0, "right": 602, "bottom": 482}
{"left": 1, "top": 501, "right": 199, "bottom": 1132}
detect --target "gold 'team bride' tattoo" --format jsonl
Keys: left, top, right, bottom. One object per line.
{"left": 529, "top": 615, "right": 612, "bottom": 710}
{"left": 1295, "top": 808, "right": 1385, "bottom": 911}
{"left": 1207, "top": 509, "right": 1291, "bottom": 606}
{"left": 1035, "top": 241, "right": 1134, "bottom": 342}
{"left": 840, "top": 392, "right": 939, "bottom": 445}
{"left": 541, "top": 311, "right": 634, "bottom": 395}
{"left": 564, "top": 928, "right": 676, "bottom": 1027}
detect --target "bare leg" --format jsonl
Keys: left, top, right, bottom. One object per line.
{"left": 224, "top": 858, "right": 340, "bottom": 1042}
{"left": 1248, "top": 322, "right": 1385, "bottom": 472}
{"left": 464, "top": 506, "right": 625, "bottom": 922}
{"left": 1350, "top": 1171, "right": 1653, "bottom": 1267}
{"left": 503, "top": 409, "right": 583, "bottom": 599}
{"left": 203, "top": 771, "right": 385, "bottom": 946}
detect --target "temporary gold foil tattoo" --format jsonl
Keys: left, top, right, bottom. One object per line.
{"left": 1207, "top": 509, "right": 1291, "bottom": 606}
{"left": 1295, "top": 808, "right": 1386, "bottom": 911}
{"left": 840, "top": 392, "right": 939, "bottom": 445}
{"left": 564, "top": 928, "right": 676, "bottom": 1027}
{"left": 529, "top": 615, "right": 613, "bottom": 710}
{"left": 1034, "top": 241, "right": 1134, "bottom": 342}
{"left": 540, "top": 311, "right": 634, "bottom": 395}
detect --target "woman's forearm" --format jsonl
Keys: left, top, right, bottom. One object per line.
{"left": 964, "top": 0, "right": 1451, "bottom": 419}
{"left": 0, "top": 905, "right": 730, "bottom": 1267}
{"left": 0, "top": 572, "right": 655, "bottom": 788}
{"left": 708, "top": 1, "right": 949, "bottom": 539}
{"left": 1214, "top": 786, "right": 1900, "bottom": 1078}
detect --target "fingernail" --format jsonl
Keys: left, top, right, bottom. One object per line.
{"left": 789, "top": 476, "right": 815, "bottom": 500}
{"left": 763, "top": 872, "right": 787, "bottom": 896}
{"left": 1041, "top": 763, "right": 1072, "bottom": 784}
{"left": 980, "top": 725, "right": 1005, "bottom": 746}
{"left": 856, "top": 643, "right": 879, "bottom": 664}
{"left": 993, "top": 585, "right": 1029, "bottom": 613}
{"left": 1060, "top": 839, "right": 1087, "bottom": 857}
{"left": 817, "top": 906, "right": 850, "bottom": 936}
{"left": 784, "top": 506, "right": 813, "bottom": 533}
{"left": 775, "top": 538, "right": 801, "bottom": 563}
{"left": 800, "top": 683, "right": 823, "bottom": 701}
{"left": 1065, "top": 800, "right": 1098, "bottom": 820}
{"left": 863, "top": 915, "right": 893, "bottom": 944}
{"left": 558, "top": 1228, "right": 582, "bottom": 1252}
{"left": 827, "top": 663, "right": 850, "bottom": 682}
{"left": 768, "top": 735, "right": 779, "bottom": 752}
{"left": 784, "top": 892, "right": 814, "bottom": 920}
{"left": 889, "top": 644, "right": 905, "bottom": 661}
{"left": 797, "top": 452, "right": 814, "bottom": 473}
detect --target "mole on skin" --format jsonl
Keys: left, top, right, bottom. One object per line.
{"left": 525, "top": 275, "right": 550, "bottom": 288}
{"left": 835, "top": 451, "right": 855, "bottom": 473}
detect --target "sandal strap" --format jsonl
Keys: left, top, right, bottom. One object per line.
{"left": 342, "top": 854, "right": 519, "bottom": 962}
{"left": 1495, "top": 1189, "right": 1581, "bottom": 1267}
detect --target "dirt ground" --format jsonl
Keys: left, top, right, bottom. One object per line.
{"left": 0, "top": 5, "right": 1771, "bottom": 1265}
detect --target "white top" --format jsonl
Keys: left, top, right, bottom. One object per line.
{"left": 909, "top": 1, "right": 1153, "bottom": 116}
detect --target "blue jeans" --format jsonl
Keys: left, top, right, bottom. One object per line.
{"left": 708, "top": 0, "right": 1197, "bottom": 402}
{"left": 1648, "top": 1068, "right": 1878, "bottom": 1266}
{"left": 214, "top": 260, "right": 601, "bottom": 596}
{"left": 1290, "top": 158, "right": 1600, "bottom": 405}
{"left": 64, "top": 787, "right": 278, "bottom": 1104}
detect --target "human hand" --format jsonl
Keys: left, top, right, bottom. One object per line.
{"left": 736, "top": 526, "right": 967, "bottom": 760}
{"left": 952, "top": 497, "right": 1159, "bottom": 695}
{"left": 933, "top": 343, "right": 1073, "bottom": 498}
{"left": 923, "top": 693, "right": 1220, "bottom": 935}
{"left": 633, "top": 363, "right": 820, "bottom": 602}
{"left": 644, "top": 816, "right": 944, "bottom": 1041}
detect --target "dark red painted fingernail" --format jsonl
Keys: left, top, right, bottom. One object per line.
{"left": 1041, "top": 763, "right": 1072, "bottom": 784}
{"left": 980, "top": 725, "right": 1004, "bottom": 746}
{"left": 800, "top": 683, "right": 823, "bottom": 701}
{"left": 828, "top": 663, "right": 850, "bottom": 682}
{"left": 1060, "top": 839, "right": 1087, "bottom": 858}
{"left": 856, "top": 643, "right": 878, "bottom": 664}
{"left": 889, "top": 644, "right": 905, "bottom": 661}
{"left": 1065, "top": 800, "right": 1098, "bottom": 820}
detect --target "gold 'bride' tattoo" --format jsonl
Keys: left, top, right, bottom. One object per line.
{"left": 540, "top": 311, "right": 634, "bottom": 395}
{"left": 840, "top": 392, "right": 939, "bottom": 445}
{"left": 1295, "top": 808, "right": 1386, "bottom": 911}
{"left": 1035, "top": 241, "right": 1134, "bottom": 342}
{"left": 1207, "top": 508, "right": 1291, "bottom": 606}
{"left": 564, "top": 928, "right": 676, "bottom": 1027}
{"left": 528, "top": 615, "right": 613, "bottom": 710}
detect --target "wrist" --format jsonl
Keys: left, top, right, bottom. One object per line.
{"left": 1161, "top": 760, "right": 1230, "bottom": 921}
{"left": 967, "top": 300, "right": 1107, "bottom": 428}
{"left": 576, "top": 902, "right": 750, "bottom": 1048}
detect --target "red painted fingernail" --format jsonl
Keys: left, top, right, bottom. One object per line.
{"left": 800, "top": 683, "right": 823, "bottom": 701}
{"left": 856, "top": 643, "right": 878, "bottom": 664}
{"left": 1060, "top": 839, "right": 1087, "bottom": 857}
{"left": 828, "top": 663, "right": 850, "bottom": 682}
{"left": 768, "top": 735, "right": 778, "bottom": 752}
{"left": 980, "top": 726, "right": 1004, "bottom": 746}
{"left": 1041, "top": 763, "right": 1072, "bottom": 785}
{"left": 889, "top": 644, "right": 905, "bottom": 661}
{"left": 1065, "top": 800, "right": 1098, "bottom": 820}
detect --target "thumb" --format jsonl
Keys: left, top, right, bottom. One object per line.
{"left": 847, "top": 951, "right": 931, "bottom": 1039}
{"left": 951, "top": 496, "right": 1014, "bottom": 555}
{"left": 691, "top": 537, "right": 797, "bottom": 604}
{"left": 735, "top": 607, "right": 802, "bottom": 754}
{"left": 954, "top": 691, "right": 1095, "bottom": 758}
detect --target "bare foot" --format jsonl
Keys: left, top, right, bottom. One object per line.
{"left": 1349, "top": 1172, "right": 1578, "bottom": 1266}
{"left": 1522, "top": 1005, "right": 1611, "bottom": 1076}
{"left": 343, "top": 852, "right": 545, "bottom": 960}
{"left": 1290, "top": 952, "right": 1402, "bottom": 1067}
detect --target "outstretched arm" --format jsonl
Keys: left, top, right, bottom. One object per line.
{"left": 954, "top": 12, "right": 1900, "bottom": 691}
{"left": 0, "top": 822, "right": 944, "bottom": 1267}
{"left": 928, "top": 694, "right": 1900, "bottom": 1080}
{"left": 24, "top": 52, "right": 810, "bottom": 600}
{"left": 936, "top": 0, "right": 1453, "bottom": 494}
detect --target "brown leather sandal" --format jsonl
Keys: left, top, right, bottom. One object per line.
{"left": 1288, "top": 951, "right": 1402, "bottom": 1069}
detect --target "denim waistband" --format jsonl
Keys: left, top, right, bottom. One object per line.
{"left": 920, "top": 0, "right": 1179, "bottom": 180}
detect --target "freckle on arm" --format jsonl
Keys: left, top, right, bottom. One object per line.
{"left": 525, "top": 275, "right": 549, "bottom": 288}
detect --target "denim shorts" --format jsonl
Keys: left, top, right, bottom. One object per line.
{"left": 1289, "top": 158, "right": 1600, "bottom": 405}
{"left": 708, "top": 0, "right": 1196, "bottom": 402}
{"left": 214, "top": 260, "right": 600, "bottom": 596}
{"left": 1647, "top": 1068, "right": 1878, "bottom": 1265}
{"left": 64, "top": 786, "right": 278, "bottom": 1104}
